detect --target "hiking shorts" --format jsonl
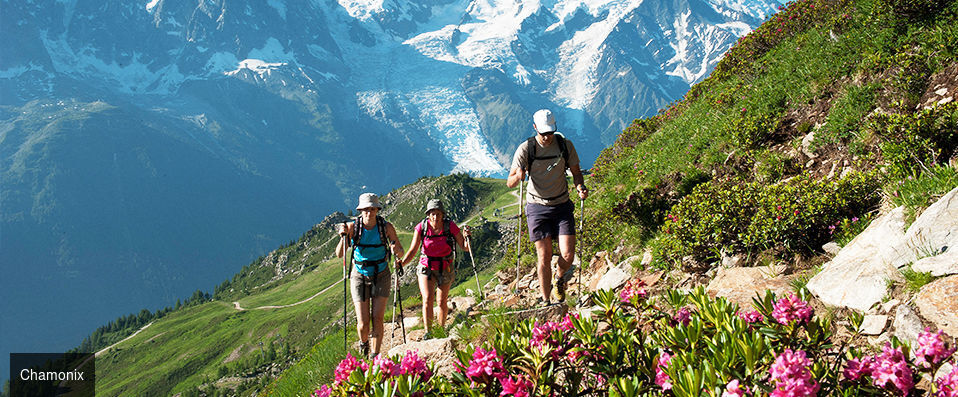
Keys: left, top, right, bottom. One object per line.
{"left": 418, "top": 260, "right": 456, "bottom": 286}
{"left": 525, "top": 200, "right": 575, "bottom": 242}
{"left": 350, "top": 268, "right": 391, "bottom": 302}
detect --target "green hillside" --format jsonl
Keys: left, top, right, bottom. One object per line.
{"left": 78, "top": 174, "right": 515, "bottom": 396}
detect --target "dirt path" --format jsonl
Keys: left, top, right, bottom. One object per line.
{"left": 94, "top": 321, "right": 154, "bottom": 357}
{"left": 232, "top": 277, "right": 344, "bottom": 311}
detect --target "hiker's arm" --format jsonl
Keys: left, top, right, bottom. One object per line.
{"left": 456, "top": 227, "right": 469, "bottom": 252}
{"left": 335, "top": 222, "right": 351, "bottom": 259}
{"left": 570, "top": 164, "right": 588, "bottom": 200}
{"left": 506, "top": 166, "right": 525, "bottom": 188}
{"left": 400, "top": 229, "right": 422, "bottom": 266}
{"left": 386, "top": 223, "right": 405, "bottom": 260}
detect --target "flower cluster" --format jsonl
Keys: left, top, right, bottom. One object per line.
{"left": 500, "top": 375, "right": 533, "bottom": 397}
{"left": 313, "top": 384, "right": 331, "bottom": 397}
{"left": 673, "top": 307, "right": 692, "bottom": 326}
{"left": 655, "top": 351, "right": 673, "bottom": 390}
{"left": 722, "top": 379, "right": 749, "bottom": 397}
{"left": 619, "top": 279, "right": 648, "bottom": 304}
{"left": 937, "top": 363, "right": 958, "bottom": 397}
{"left": 530, "top": 314, "right": 577, "bottom": 358}
{"left": 738, "top": 310, "right": 764, "bottom": 324}
{"left": 399, "top": 350, "right": 432, "bottom": 381}
{"left": 914, "top": 328, "right": 956, "bottom": 369}
{"left": 772, "top": 294, "right": 813, "bottom": 325}
{"left": 464, "top": 346, "right": 507, "bottom": 384}
{"left": 846, "top": 343, "right": 915, "bottom": 395}
{"left": 769, "top": 349, "right": 819, "bottom": 397}
{"left": 333, "top": 353, "right": 367, "bottom": 385}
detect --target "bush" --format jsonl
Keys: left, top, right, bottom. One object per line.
{"left": 660, "top": 173, "right": 881, "bottom": 263}
{"left": 869, "top": 103, "right": 958, "bottom": 179}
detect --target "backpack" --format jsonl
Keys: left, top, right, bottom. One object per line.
{"left": 524, "top": 133, "right": 569, "bottom": 173}
{"left": 351, "top": 215, "right": 391, "bottom": 264}
{"left": 418, "top": 219, "right": 456, "bottom": 271}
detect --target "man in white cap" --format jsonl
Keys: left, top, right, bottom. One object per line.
{"left": 506, "top": 109, "right": 589, "bottom": 305}
{"left": 336, "top": 193, "right": 404, "bottom": 357}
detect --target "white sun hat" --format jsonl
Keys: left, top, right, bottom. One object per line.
{"left": 533, "top": 109, "right": 557, "bottom": 134}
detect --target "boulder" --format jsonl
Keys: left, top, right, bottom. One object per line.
{"left": 893, "top": 305, "right": 924, "bottom": 347}
{"left": 594, "top": 260, "right": 633, "bottom": 292}
{"left": 450, "top": 296, "right": 476, "bottom": 312}
{"left": 912, "top": 247, "right": 958, "bottom": 276}
{"left": 706, "top": 265, "right": 793, "bottom": 309}
{"left": 807, "top": 207, "right": 909, "bottom": 311}
{"left": 915, "top": 275, "right": 958, "bottom": 338}
{"left": 859, "top": 315, "right": 888, "bottom": 335}
{"left": 900, "top": 186, "right": 958, "bottom": 274}
{"left": 387, "top": 336, "right": 459, "bottom": 378}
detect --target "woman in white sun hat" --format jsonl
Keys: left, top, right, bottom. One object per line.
{"left": 336, "top": 193, "right": 404, "bottom": 358}
{"left": 399, "top": 199, "right": 470, "bottom": 339}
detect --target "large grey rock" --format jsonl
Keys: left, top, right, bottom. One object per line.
{"left": 915, "top": 275, "right": 958, "bottom": 338}
{"left": 594, "top": 260, "right": 633, "bottom": 292}
{"left": 893, "top": 305, "right": 924, "bottom": 347}
{"left": 900, "top": 186, "right": 958, "bottom": 276}
{"left": 809, "top": 187, "right": 958, "bottom": 310}
{"left": 706, "top": 265, "right": 793, "bottom": 310}
{"left": 807, "top": 207, "right": 909, "bottom": 311}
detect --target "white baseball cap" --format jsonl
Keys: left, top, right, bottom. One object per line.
{"left": 533, "top": 109, "right": 557, "bottom": 134}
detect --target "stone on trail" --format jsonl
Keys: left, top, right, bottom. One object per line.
{"left": 387, "top": 336, "right": 459, "bottom": 378}
{"left": 706, "top": 265, "right": 793, "bottom": 310}
{"left": 916, "top": 275, "right": 958, "bottom": 338}
{"left": 893, "top": 305, "right": 925, "bottom": 347}
{"left": 593, "top": 256, "right": 636, "bottom": 292}
{"left": 859, "top": 315, "right": 888, "bottom": 335}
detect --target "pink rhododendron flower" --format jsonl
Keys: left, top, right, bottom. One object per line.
{"left": 655, "top": 351, "right": 672, "bottom": 390}
{"left": 722, "top": 379, "right": 748, "bottom": 397}
{"left": 914, "top": 328, "right": 955, "bottom": 369}
{"left": 465, "top": 346, "right": 506, "bottom": 383}
{"left": 620, "top": 279, "right": 648, "bottom": 303}
{"left": 738, "top": 310, "right": 764, "bottom": 324}
{"left": 334, "top": 353, "right": 364, "bottom": 385}
{"left": 772, "top": 294, "right": 813, "bottom": 325}
{"left": 871, "top": 343, "right": 914, "bottom": 396}
{"left": 673, "top": 307, "right": 692, "bottom": 326}
{"left": 373, "top": 354, "right": 400, "bottom": 377}
{"left": 844, "top": 356, "right": 875, "bottom": 381}
{"left": 769, "top": 349, "right": 819, "bottom": 397}
{"left": 400, "top": 350, "right": 432, "bottom": 381}
{"left": 936, "top": 362, "right": 958, "bottom": 397}
{"left": 530, "top": 315, "right": 577, "bottom": 357}
{"left": 500, "top": 375, "right": 533, "bottom": 397}
{"left": 313, "top": 385, "right": 332, "bottom": 397}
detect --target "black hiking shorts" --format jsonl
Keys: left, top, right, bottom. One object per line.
{"left": 525, "top": 200, "right": 575, "bottom": 242}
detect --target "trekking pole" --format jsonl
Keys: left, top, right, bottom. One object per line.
{"left": 395, "top": 263, "right": 407, "bottom": 344}
{"left": 514, "top": 175, "right": 524, "bottom": 292}
{"left": 341, "top": 226, "right": 349, "bottom": 353}
{"left": 465, "top": 231, "right": 484, "bottom": 301}
{"left": 577, "top": 198, "right": 585, "bottom": 305}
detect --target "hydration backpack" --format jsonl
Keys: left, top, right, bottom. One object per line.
{"left": 351, "top": 215, "right": 391, "bottom": 263}
{"left": 523, "top": 133, "right": 569, "bottom": 172}
{"left": 418, "top": 219, "right": 456, "bottom": 270}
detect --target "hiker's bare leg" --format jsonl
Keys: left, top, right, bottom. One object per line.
{"left": 371, "top": 296, "right": 388, "bottom": 355}
{"left": 354, "top": 300, "right": 370, "bottom": 343}
{"left": 535, "top": 237, "right": 554, "bottom": 300}
{"left": 557, "top": 234, "right": 576, "bottom": 276}
{"left": 437, "top": 281, "right": 452, "bottom": 328}
{"left": 418, "top": 273, "right": 435, "bottom": 332}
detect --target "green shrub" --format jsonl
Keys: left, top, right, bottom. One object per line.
{"left": 879, "top": 0, "right": 951, "bottom": 21}
{"left": 661, "top": 173, "right": 881, "bottom": 263}
{"left": 869, "top": 102, "right": 958, "bottom": 179}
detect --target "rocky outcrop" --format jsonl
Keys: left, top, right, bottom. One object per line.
{"left": 808, "top": 186, "right": 958, "bottom": 311}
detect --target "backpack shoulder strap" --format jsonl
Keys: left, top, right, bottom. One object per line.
{"left": 351, "top": 217, "right": 362, "bottom": 246}
{"left": 556, "top": 134, "right": 569, "bottom": 169}
{"left": 377, "top": 215, "right": 390, "bottom": 261}
{"left": 524, "top": 136, "right": 537, "bottom": 171}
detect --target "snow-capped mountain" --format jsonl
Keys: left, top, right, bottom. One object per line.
{"left": 0, "top": 0, "right": 783, "bottom": 373}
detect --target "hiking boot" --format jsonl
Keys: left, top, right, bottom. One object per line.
{"left": 534, "top": 297, "right": 551, "bottom": 307}
{"left": 552, "top": 265, "right": 575, "bottom": 302}
{"left": 359, "top": 341, "right": 370, "bottom": 359}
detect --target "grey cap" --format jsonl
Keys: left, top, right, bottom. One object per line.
{"left": 425, "top": 199, "right": 445, "bottom": 215}
{"left": 356, "top": 193, "right": 383, "bottom": 210}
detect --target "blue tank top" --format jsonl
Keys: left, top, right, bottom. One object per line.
{"left": 353, "top": 222, "right": 387, "bottom": 276}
